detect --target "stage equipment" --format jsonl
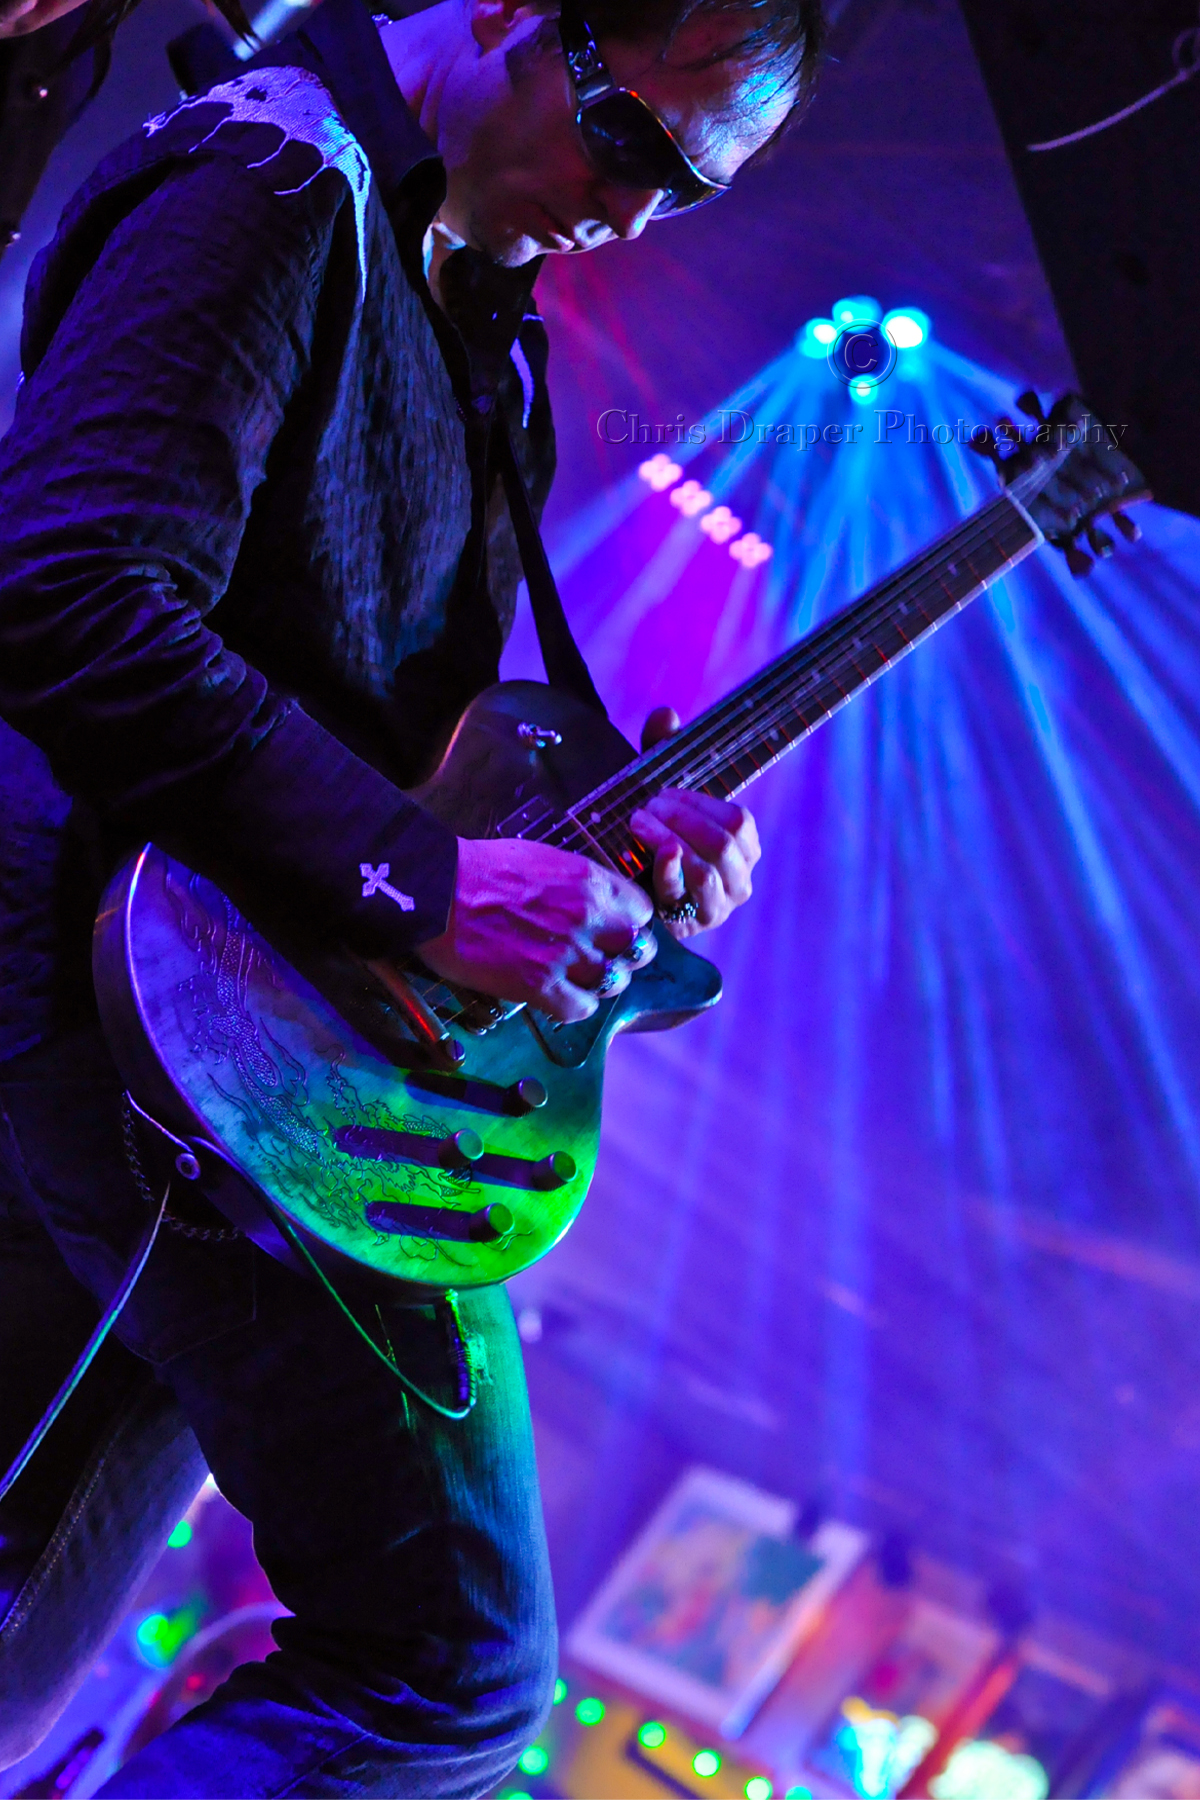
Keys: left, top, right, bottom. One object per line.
{"left": 93, "top": 398, "right": 1145, "bottom": 1304}
{"left": 959, "top": 0, "right": 1200, "bottom": 519}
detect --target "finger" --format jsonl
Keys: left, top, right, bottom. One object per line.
{"left": 587, "top": 870, "right": 654, "bottom": 956}
{"left": 676, "top": 846, "right": 728, "bottom": 927}
{"left": 634, "top": 797, "right": 757, "bottom": 905}
{"left": 641, "top": 705, "right": 682, "bottom": 752}
{"left": 571, "top": 956, "right": 634, "bottom": 999}
{"left": 624, "top": 924, "right": 658, "bottom": 970}
{"left": 538, "top": 973, "right": 600, "bottom": 1024}
{"left": 1, "top": 0, "right": 86, "bottom": 31}
{"left": 0, "top": 0, "right": 39, "bottom": 31}
{"left": 625, "top": 809, "right": 686, "bottom": 903}
{"left": 641, "top": 791, "right": 760, "bottom": 868}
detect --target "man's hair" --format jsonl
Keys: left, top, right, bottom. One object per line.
{"left": 514, "top": 0, "right": 825, "bottom": 154}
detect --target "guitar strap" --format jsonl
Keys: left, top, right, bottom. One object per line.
{"left": 493, "top": 418, "right": 607, "bottom": 716}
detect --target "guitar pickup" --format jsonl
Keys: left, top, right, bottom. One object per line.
{"left": 334, "top": 1125, "right": 574, "bottom": 1190}
{"left": 364, "top": 1198, "right": 515, "bottom": 1242}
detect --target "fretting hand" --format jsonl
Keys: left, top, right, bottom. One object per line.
{"left": 629, "top": 705, "right": 761, "bottom": 939}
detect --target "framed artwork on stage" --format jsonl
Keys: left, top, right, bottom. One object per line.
{"left": 565, "top": 1465, "right": 869, "bottom": 1739}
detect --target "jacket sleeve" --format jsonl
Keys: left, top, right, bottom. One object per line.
{"left": 0, "top": 148, "right": 457, "bottom": 956}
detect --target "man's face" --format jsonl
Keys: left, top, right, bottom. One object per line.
{"left": 436, "top": 4, "right": 797, "bottom": 266}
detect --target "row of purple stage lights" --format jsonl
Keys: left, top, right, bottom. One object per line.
{"left": 635, "top": 456, "right": 774, "bottom": 568}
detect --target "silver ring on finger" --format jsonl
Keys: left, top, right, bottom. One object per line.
{"left": 658, "top": 895, "right": 699, "bottom": 925}
{"left": 594, "top": 958, "right": 625, "bottom": 998}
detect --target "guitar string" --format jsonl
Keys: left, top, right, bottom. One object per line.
{"left": 540, "top": 523, "right": 1022, "bottom": 865}
{"left": 572, "top": 449, "right": 1063, "bottom": 825}
{"left": 533, "top": 491, "right": 1035, "bottom": 861}
{"left": 554, "top": 490, "right": 1033, "bottom": 838}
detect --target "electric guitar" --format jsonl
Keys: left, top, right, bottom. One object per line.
{"left": 94, "top": 394, "right": 1148, "bottom": 1300}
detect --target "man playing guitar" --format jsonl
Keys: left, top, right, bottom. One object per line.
{"left": 0, "top": 1, "right": 820, "bottom": 1790}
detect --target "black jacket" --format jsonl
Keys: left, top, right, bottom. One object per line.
{"left": 0, "top": 0, "right": 555, "bottom": 1058}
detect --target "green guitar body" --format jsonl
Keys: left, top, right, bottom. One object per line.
{"left": 93, "top": 681, "right": 722, "bottom": 1301}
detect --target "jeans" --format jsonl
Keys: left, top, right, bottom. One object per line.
{"left": 0, "top": 1025, "right": 557, "bottom": 1797}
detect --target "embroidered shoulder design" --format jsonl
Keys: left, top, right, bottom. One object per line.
{"left": 145, "top": 67, "right": 372, "bottom": 296}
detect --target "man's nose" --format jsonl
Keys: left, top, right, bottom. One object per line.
{"left": 602, "top": 186, "right": 664, "bottom": 240}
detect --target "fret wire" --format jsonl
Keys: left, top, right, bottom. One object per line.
{"left": 538, "top": 494, "right": 1036, "bottom": 855}
{"left": 551, "top": 532, "right": 1017, "bottom": 862}
{"left": 611, "top": 507, "right": 1024, "bottom": 809}
{"left": 619, "top": 497, "right": 1025, "bottom": 799}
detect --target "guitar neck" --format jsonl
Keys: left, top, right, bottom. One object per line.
{"left": 546, "top": 486, "right": 1042, "bottom": 877}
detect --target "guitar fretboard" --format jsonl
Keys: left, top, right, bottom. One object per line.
{"left": 537, "top": 487, "right": 1039, "bottom": 877}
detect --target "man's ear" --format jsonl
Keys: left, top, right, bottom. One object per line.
{"left": 467, "top": 0, "right": 546, "bottom": 55}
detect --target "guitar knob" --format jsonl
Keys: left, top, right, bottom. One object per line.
{"left": 439, "top": 1128, "right": 483, "bottom": 1169}
{"left": 1064, "top": 543, "right": 1094, "bottom": 579}
{"left": 533, "top": 1151, "right": 576, "bottom": 1189}
{"left": 1113, "top": 510, "right": 1142, "bottom": 543}
{"left": 470, "top": 1201, "right": 513, "bottom": 1241}
{"left": 506, "top": 1077, "right": 548, "bottom": 1115}
{"left": 1086, "top": 525, "right": 1114, "bottom": 559}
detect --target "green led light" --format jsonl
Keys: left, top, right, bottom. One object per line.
{"left": 693, "top": 1750, "right": 722, "bottom": 1778}
{"left": 499, "top": 1791, "right": 533, "bottom": 1800}
{"left": 553, "top": 1677, "right": 568, "bottom": 1705}
{"left": 638, "top": 1721, "right": 668, "bottom": 1749}
{"left": 167, "top": 1519, "right": 193, "bottom": 1549}
{"left": 134, "top": 1600, "right": 203, "bottom": 1669}
{"left": 575, "top": 1696, "right": 605, "bottom": 1727}
{"left": 746, "top": 1780, "right": 773, "bottom": 1800}
{"left": 518, "top": 1746, "right": 549, "bottom": 1776}
{"left": 784, "top": 1788, "right": 814, "bottom": 1799}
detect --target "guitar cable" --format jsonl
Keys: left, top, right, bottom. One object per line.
{"left": 0, "top": 1154, "right": 170, "bottom": 1507}
{"left": 267, "top": 1209, "right": 477, "bottom": 1422}
{"left": 125, "top": 1094, "right": 477, "bottom": 1423}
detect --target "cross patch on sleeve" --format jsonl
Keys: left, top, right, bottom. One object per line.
{"left": 360, "top": 862, "right": 415, "bottom": 911}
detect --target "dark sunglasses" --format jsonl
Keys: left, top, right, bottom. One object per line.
{"left": 557, "top": 2, "right": 730, "bottom": 217}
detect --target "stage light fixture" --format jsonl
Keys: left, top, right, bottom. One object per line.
{"left": 832, "top": 295, "right": 882, "bottom": 327}
{"left": 882, "top": 307, "right": 931, "bottom": 350}
{"left": 700, "top": 505, "right": 743, "bottom": 543}
{"left": 167, "top": 1519, "right": 193, "bottom": 1549}
{"left": 518, "top": 1745, "right": 550, "bottom": 1776}
{"left": 693, "top": 1750, "right": 722, "bottom": 1777}
{"left": 731, "top": 533, "right": 773, "bottom": 568}
{"left": 638, "top": 1721, "right": 668, "bottom": 1748}
{"left": 799, "top": 317, "right": 837, "bottom": 357}
{"left": 553, "top": 1677, "right": 568, "bottom": 1704}
{"left": 576, "top": 1696, "right": 606, "bottom": 1726}
{"left": 745, "top": 1779, "right": 773, "bottom": 1799}
{"left": 671, "top": 478, "right": 713, "bottom": 516}
{"left": 638, "top": 454, "right": 683, "bottom": 490}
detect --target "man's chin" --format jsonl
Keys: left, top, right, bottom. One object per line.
{"left": 476, "top": 232, "right": 555, "bottom": 268}
{"left": 468, "top": 210, "right": 568, "bottom": 267}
